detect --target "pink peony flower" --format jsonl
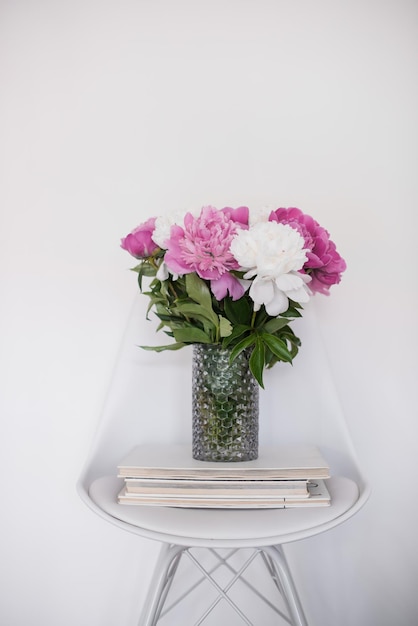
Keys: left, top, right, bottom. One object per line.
{"left": 121, "top": 217, "right": 159, "bottom": 259}
{"left": 220, "top": 206, "right": 250, "bottom": 227}
{"left": 269, "top": 207, "right": 346, "bottom": 294}
{"left": 210, "top": 273, "right": 248, "bottom": 301}
{"left": 164, "top": 206, "right": 247, "bottom": 300}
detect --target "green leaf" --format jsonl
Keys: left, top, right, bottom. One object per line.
{"left": 175, "top": 301, "right": 219, "bottom": 327}
{"left": 281, "top": 332, "right": 301, "bottom": 359}
{"left": 289, "top": 299, "right": 304, "bottom": 309}
{"left": 228, "top": 333, "right": 256, "bottom": 363}
{"left": 131, "top": 262, "right": 156, "bottom": 277}
{"left": 222, "top": 324, "right": 251, "bottom": 348}
{"left": 145, "top": 299, "right": 155, "bottom": 320}
{"left": 140, "top": 342, "right": 186, "bottom": 352}
{"left": 281, "top": 328, "right": 301, "bottom": 347}
{"left": 280, "top": 306, "right": 302, "bottom": 318}
{"left": 260, "top": 333, "right": 293, "bottom": 363}
{"left": 264, "top": 349, "right": 279, "bottom": 369}
{"left": 144, "top": 292, "right": 166, "bottom": 306}
{"left": 131, "top": 262, "right": 157, "bottom": 291}
{"left": 172, "top": 326, "right": 213, "bottom": 344}
{"left": 219, "top": 315, "right": 232, "bottom": 338}
{"left": 185, "top": 273, "right": 212, "bottom": 308}
{"left": 223, "top": 296, "right": 252, "bottom": 325}
{"left": 262, "top": 318, "right": 292, "bottom": 334}
{"left": 154, "top": 313, "right": 185, "bottom": 324}
{"left": 249, "top": 337, "right": 266, "bottom": 388}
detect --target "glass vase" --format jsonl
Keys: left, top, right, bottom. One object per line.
{"left": 192, "top": 343, "right": 259, "bottom": 462}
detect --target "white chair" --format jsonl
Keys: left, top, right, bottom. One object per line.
{"left": 77, "top": 295, "right": 370, "bottom": 626}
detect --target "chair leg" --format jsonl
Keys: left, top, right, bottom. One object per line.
{"left": 139, "top": 543, "right": 308, "bottom": 626}
{"left": 138, "top": 543, "right": 186, "bottom": 626}
{"left": 260, "top": 546, "right": 309, "bottom": 626}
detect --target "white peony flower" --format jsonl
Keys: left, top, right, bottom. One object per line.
{"left": 248, "top": 205, "right": 272, "bottom": 227}
{"left": 156, "top": 261, "right": 169, "bottom": 281}
{"left": 230, "top": 221, "right": 311, "bottom": 315}
{"left": 156, "top": 261, "right": 179, "bottom": 282}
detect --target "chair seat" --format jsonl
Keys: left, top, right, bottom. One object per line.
{"left": 88, "top": 475, "right": 359, "bottom": 548}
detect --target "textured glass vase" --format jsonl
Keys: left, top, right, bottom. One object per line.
{"left": 192, "top": 343, "right": 259, "bottom": 462}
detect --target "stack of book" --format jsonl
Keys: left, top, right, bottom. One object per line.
{"left": 117, "top": 444, "right": 331, "bottom": 509}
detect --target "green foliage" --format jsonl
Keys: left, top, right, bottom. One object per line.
{"left": 223, "top": 296, "right": 252, "bottom": 326}
{"left": 249, "top": 336, "right": 266, "bottom": 387}
{"left": 132, "top": 258, "right": 303, "bottom": 388}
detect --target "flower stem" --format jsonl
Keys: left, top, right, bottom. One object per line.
{"left": 168, "top": 282, "right": 178, "bottom": 299}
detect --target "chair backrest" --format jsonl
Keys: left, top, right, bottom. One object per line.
{"left": 77, "top": 293, "right": 370, "bottom": 518}
{"left": 78, "top": 293, "right": 191, "bottom": 499}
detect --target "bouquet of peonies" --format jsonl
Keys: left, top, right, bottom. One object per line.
{"left": 121, "top": 205, "right": 346, "bottom": 387}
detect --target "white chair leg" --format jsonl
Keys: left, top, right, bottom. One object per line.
{"left": 260, "top": 545, "right": 309, "bottom": 626}
{"left": 138, "top": 543, "right": 185, "bottom": 626}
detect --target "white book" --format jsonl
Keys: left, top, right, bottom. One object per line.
{"left": 118, "top": 479, "right": 331, "bottom": 509}
{"left": 124, "top": 478, "right": 311, "bottom": 498}
{"left": 117, "top": 444, "right": 330, "bottom": 480}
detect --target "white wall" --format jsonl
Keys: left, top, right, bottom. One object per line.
{"left": 1, "top": 1, "right": 417, "bottom": 624}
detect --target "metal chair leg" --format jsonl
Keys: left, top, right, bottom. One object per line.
{"left": 260, "top": 546, "right": 309, "bottom": 626}
{"left": 139, "top": 543, "right": 308, "bottom": 626}
{"left": 138, "top": 543, "right": 186, "bottom": 626}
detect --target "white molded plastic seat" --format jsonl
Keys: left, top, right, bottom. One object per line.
{"left": 87, "top": 474, "right": 360, "bottom": 548}
{"left": 77, "top": 295, "right": 370, "bottom": 625}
